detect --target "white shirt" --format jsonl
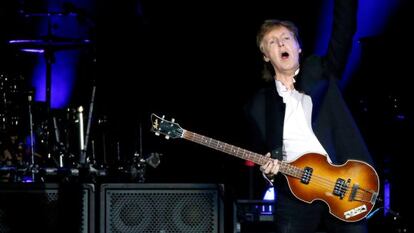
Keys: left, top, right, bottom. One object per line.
{"left": 275, "top": 79, "right": 330, "bottom": 162}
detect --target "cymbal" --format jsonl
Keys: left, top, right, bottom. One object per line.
{"left": 8, "top": 37, "right": 92, "bottom": 51}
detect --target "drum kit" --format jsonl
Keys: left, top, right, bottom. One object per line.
{"left": 0, "top": 59, "right": 99, "bottom": 183}
{"left": 0, "top": 5, "right": 156, "bottom": 183}
{"left": 0, "top": 9, "right": 103, "bottom": 183}
{"left": 1, "top": 38, "right": 157, "bottom": 181}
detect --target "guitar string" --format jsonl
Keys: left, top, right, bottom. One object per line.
{"left": 187, "top": 133, "right": 350, "bottom": 195}
{"left": 286, "top": 164, "right": 373, "bottom": 203}
{"left": 175, "top": 127, "right": 372, "bottom": 202}
{"left": 186, "top": 131, "right": 371, "bottom": 197}
{"left": 152, "top": 114, "right": 369, "bottom": 199}
{"left": 155, "top": 115, "right": 375, "bottom": 204}
{"left": 268, "top": 162, "right": 371, "bottom": 203}
{"left": 186, "top": 131, "right": 375, "bottom": 202}
{"left": 194, "top": 136, "right": 372, "bottom": 203}
{"left": 275, "top": 163, "right": 373, "bottom": 203}
{"left": 280, "top": 161, "right": 375, "bottom": 202}
{"left": 282, "top": 162, "right": 354, "bottom": 193}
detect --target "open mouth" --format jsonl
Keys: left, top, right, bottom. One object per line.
{"left": 281, "top": 51, "right": 290, "bottom": 59}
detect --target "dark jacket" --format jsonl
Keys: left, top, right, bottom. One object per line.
{"left": 244, "top": 0, "right": 372, "bottom": 166}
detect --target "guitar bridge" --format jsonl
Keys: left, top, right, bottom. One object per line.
{"left": 349, "top": 183, "right": 359, "bottom": 201}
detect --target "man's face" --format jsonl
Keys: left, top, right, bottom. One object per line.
{"left": 260, "top": 26, "right": 301, "bottom": 75}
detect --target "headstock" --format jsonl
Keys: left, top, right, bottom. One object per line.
{"left": 150, "top": 113, "right": 183, "bottom": 139}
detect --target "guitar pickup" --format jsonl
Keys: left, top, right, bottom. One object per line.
{"left": 333, "top": 178, "right": 348, "bottom": 199}
{"left": 300, "top": 167, "right": 313, "bottom": 184}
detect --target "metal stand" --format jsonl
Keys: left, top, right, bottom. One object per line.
{"left": 28, "top": 92, "right": 36, "bottom": 181}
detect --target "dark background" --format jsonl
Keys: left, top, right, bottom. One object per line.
{"left": 1, "top": 0, "right": 412, "bottom": 231}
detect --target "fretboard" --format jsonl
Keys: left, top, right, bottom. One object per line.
{"left": 182, "top": 130, "right": 302, "bottom": 178}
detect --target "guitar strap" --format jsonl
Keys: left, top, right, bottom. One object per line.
{"left": 265, "top": 87, "right": 285, "bottom": 161}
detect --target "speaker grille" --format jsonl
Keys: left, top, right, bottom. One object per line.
{"left": 0, "top": 183, "right": 94, "bottom": 233}
{"left": 101, "top": 183, "right": 223, "bottom": 233}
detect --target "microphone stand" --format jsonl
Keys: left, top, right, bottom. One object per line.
{"left": 77, "top": 106, "right": 85, "bottom": 166}
{"left": 78, "top": 85, "right": 96, "bottom": 167}
{"left": 28, "top": 92, "right": 36, "bottom": 181}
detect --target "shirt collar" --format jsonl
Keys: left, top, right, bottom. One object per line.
{"left": 275, "top": 77, "right": 296, "bottom": 94}
{"left": 274, "top": 68, "right": 300, "bottom": 95}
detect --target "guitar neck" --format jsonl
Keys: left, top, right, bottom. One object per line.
{"left": 182, "top": 130, "right": 299, "bottom": 177}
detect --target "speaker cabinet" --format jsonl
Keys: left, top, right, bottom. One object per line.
{"left": 0, "top": 183, "right": 94, "bottom": 233}
{"left": 100, "top": 183, "right": 224, "bottom": 233}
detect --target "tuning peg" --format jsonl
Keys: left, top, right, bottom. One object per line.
{"left": 155, "top": 132, "right": 160, "bottom": 136}
{"left": 162, "top": 115, "right": 165, "bottom": 119}
{"left": 165, "top": 135, "right": 170, "bottom": 140}
{"left": 171, "top": 118, "right": 175, "bottom": 123}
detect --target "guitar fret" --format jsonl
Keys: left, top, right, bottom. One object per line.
{"left": 212, "top": 140, "right": 218, "bottom": 149}
{"left": 207, "top": 137, "right": 212, "bottom": 145}
{"left": 230, "top": 145, "right": 235, "bottom": 153}
{"left": 215, "top": 141, "right": 224, "bottom": 152}
{"left": 184, "top": 131, "right": 291, "bottom": 167}
{"left": 217, "top": 141, "right": 224, "bottom": 150}
{"left": 280, "top": 163, "right": 302, "bottom": 178}
{"left": 241, "top": 149, "right": 247, "bottom": 159}
{"left": 190, "top": 131, "right": 259, "bottom": 164}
